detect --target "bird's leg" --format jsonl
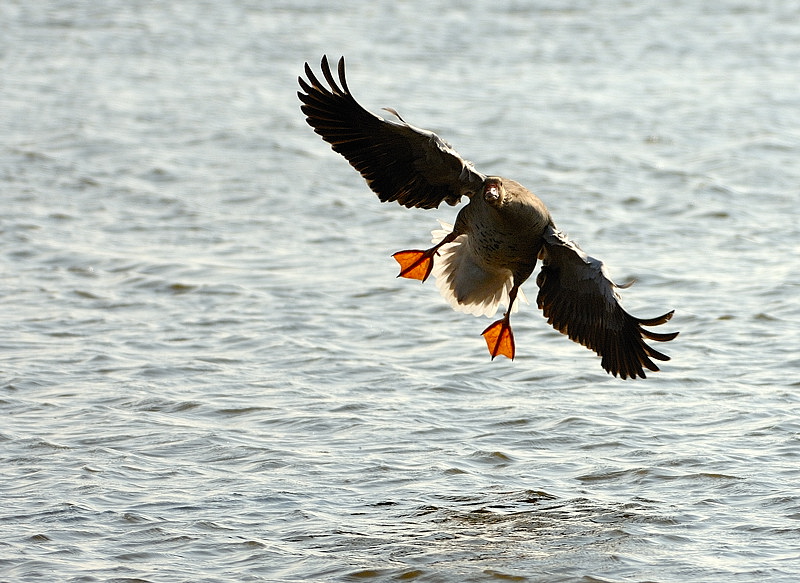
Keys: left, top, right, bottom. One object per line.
{"left": 481, "top": 284, "right": 520, "bottom": 360}
{"left": 392, "top": 231, "right": 459, "bottom": 282}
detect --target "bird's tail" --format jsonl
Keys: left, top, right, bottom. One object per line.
{"left": 430, "top": 221, "right": 527, "bottom": 317}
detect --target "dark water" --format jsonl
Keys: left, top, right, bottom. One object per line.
{"left": 2, "top": 1, "right": 799, "bottom": 581}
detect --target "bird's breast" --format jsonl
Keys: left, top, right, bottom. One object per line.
{"left": 466, "top": 201, "right": 548, "bottom": 271}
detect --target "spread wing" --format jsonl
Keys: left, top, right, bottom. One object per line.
{"left": 536, "top": 226, "right": 678, "bottom": 379}
{"left": 298, "top": 56, "right": 486, "bottom": 209}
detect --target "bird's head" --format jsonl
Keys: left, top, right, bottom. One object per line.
{"left": 482, "top": 177, "right": 506, "bottom": 207}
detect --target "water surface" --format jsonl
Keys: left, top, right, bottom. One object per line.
{"left": 2, "top": 1, "right": 799, "bottom": 581}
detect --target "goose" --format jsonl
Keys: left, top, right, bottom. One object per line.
{"left": 298, "top": 56, "right": 678, "bottom": 379}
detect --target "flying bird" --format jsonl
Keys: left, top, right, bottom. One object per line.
{"left": 297, "top": 56, "right": 678, "bottom": 379}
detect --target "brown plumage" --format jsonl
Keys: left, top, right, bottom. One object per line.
{"left": 298, "top": 56, "right": 678, "bottom": 379}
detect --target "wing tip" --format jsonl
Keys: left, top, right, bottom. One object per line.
{"left": 638, "top": 309, "right": 675, "bottom": 327}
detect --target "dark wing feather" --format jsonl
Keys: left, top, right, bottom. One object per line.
{"left": 298, "top": 56, "right": 485, "bottom": 209}
{"left": 536, "top": 226, "right": 678, "bottom": 379}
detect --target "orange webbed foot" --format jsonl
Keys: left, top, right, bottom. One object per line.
{"left": 392, "top": 249, "right": 436, "bottom": 282}
{"left": 482, "top": 316, "right": 515, "bottom": 360}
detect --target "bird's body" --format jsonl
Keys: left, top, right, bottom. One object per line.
{"left": 433, "top": 178, "right": 548, "bottom": 314}
{"left": 461, "top": 180, "right": 551, "bottom": 271}
{"left": 298, "top": 56, "right": 678, "bottom": 379}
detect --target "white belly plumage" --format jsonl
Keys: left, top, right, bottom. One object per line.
{"left": 430, "top": 221, "right": 528, "bottom": 317}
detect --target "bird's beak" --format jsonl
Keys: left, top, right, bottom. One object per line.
{"left": 484, "top": 185, "right": 500, "bottom": 202}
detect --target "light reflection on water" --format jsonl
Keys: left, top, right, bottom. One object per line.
{"left": 2, "top": 1, "right": 800, "bottom": 582}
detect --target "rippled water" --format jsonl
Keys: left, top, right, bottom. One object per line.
{"left": 2, "top": 1, "right": 799, "bottom": 581}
